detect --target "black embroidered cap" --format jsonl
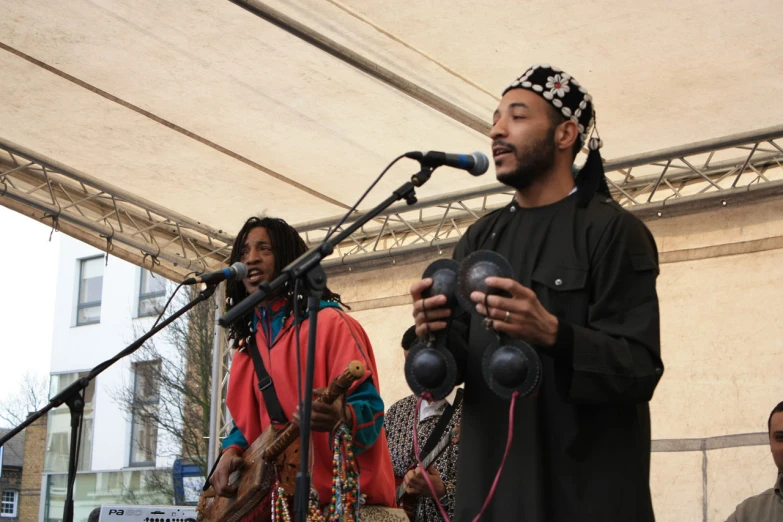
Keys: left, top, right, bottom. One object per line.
{"left": 503, "top": 64, "right": 611, "bottom": 201}
{"left": 503, "top": 64, "right": 597, "bottom": 146}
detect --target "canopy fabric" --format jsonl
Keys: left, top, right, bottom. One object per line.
{"left": 0, "top": 0, "right": 781, "bottom": 274}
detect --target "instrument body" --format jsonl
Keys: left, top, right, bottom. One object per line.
{"left": 196, "top": 361, "right": 365, "bottom": 522}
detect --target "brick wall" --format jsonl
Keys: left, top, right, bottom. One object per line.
{"left": 19, "top": 416, "right": 47, "bottom": 522}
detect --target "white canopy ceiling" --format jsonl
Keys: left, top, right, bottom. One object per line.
{"left": 1, "top": 0, "right": 781, "bottom": 275}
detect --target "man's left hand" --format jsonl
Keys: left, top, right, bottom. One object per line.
{"left": 403, "top": 465, "right": 445, "bottom": 499}
{"left": 471, "top": 276, "right": 559, "bottom": 347}
{"left": 292, "top": 388, "right": 352, "bottom": 432}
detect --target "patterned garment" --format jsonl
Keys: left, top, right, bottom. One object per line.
{"left": 385, "top": 394, "right": 462, "bottom": 522}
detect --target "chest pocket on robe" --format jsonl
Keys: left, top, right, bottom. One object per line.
{"left": 530, "top": 264, "right": 588, "bottom": 319}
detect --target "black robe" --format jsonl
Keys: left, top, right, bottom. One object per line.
{"left": 449, "top": 192, "right": 663, "bottom": 521}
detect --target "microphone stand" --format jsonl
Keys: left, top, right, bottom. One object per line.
{"left": 218, "top": 164, "right": 437, "bottom": 522}
{"left": 0, "top": 283, "right": 218, "bottom": 522}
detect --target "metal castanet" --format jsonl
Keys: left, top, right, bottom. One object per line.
{"left": 196, "top": 360, "right": 366, "bottom": 522}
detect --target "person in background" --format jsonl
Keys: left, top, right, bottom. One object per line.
{"left": 725, "top": 400, "right": 783, "bottom": 521}
{"left": 385, "top": 325, "right": 462, "bottom": 521}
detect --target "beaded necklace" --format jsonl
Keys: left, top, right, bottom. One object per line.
{"left": 272, "top": 423, "right": 360, "bottom": 522}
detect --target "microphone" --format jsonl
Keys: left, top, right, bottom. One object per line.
{"left": 405, "top": 150, "right": 489, "bottom": 176}
{"left": 182, "top": 262, "right": 248, "bottom": 286}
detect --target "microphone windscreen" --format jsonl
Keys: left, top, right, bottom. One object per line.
{"left": 231, "top": 262, "right": 248, "bottom": 280}
{"left": 470, "top": 152, "right": 490, "bottom": 176}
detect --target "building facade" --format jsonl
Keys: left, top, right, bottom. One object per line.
{"left": 41, "top": 236, "right": 180, "bottom": 521}
{"left": 1, "top": 430, "right": 24, "bottom": 522}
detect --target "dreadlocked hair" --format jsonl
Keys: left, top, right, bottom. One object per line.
{"left": 224, "top": 216, "right": 347, "bottom": 347}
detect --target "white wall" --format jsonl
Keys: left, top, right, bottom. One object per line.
{"left": 50, "top": 236, "right": 180, "bottom": 472}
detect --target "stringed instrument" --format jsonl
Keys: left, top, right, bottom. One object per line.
{"left": 196, "top": 360, "right": 365, "bottom": 522}
{"left": 396, "top": 427, "right": 460, "bottom": 520}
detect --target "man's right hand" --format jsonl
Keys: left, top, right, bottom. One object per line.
{"left": 411, "top": 278, "right": 452, "bottom": 338}
{"left": 210, "top": 447, "right": 244, "bottom": 497}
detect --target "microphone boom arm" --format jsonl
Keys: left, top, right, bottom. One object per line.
{"left": 218, "top": 166, "right": 431, "bottom": 327}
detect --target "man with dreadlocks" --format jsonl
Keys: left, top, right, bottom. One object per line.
{"left": 210, "top": 216, "right": 396, "bottom": 511}
{"left": 411, "top": 65, "right": 664, "bottom": 521}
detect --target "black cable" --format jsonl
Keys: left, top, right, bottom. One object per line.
{"left": 151, "top": 274, "right": 194, "bottom": 329}
{"left": 91, "top": 275, "right": 193, "bottom": 376}
{"left": 293, "top": 278, "right": 304, "bottom": 421}
{"left": 323, "top": 154, "right": 407, "bottom": 243}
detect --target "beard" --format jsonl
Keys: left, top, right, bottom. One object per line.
{"left": 495, "top": 125, "right": 556, "bottom": 191}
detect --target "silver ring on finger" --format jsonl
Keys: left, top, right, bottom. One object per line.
{"left": 504, "top": 310, "right": 511, "bottom": 323}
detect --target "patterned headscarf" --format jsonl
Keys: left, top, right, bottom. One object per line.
{"left": 503, "top": 64, "right": 611, "bottom": 201}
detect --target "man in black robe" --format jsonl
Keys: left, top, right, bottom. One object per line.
{"left": 410, "top": 64, "right": 664, "bottom": 521}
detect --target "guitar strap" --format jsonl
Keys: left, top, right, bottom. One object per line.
{"left": 248, "top": 331, "right": 288, "bottom": 424}
{"left": 417, "top": 388, "right": 463, "bottom": 459}
{"left": 203, "top": 333, "right": 288, "bottom": 489}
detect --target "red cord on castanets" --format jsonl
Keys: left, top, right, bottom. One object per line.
{"left": 411, "top": 390, "right": 521, "bottom": 522}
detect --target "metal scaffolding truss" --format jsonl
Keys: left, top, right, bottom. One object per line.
{"left": 2, "top": 126, "right": 782, "bottom": 277}
{"left": 0, "top": 138, "right": 233, "bottom": 280}
{"left": 297, "top": 125, "right": 783, "bottom": 267}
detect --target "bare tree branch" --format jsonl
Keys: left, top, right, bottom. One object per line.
{"left": 108, "top": 286, "right": 217, "bottom": 499}
{"left": 0, "top": 371, "right": 49, "bottom": 429}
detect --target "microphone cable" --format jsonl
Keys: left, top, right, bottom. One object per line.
{"left": 323, "top": 154, "right": 407, "bottom": 244}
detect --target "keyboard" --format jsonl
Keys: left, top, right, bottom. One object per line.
{"left": 98, "top": 505, "right": 197, "bottom": 522}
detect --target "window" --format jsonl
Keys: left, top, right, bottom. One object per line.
{"left": 76, "top": 256, "right": 104, "bottom": 325}
{"left": 1, "top": 490, "right": 18, "bottom": 517}
{"left": 44, "top": 373, "right": 95, "bottom": 473}
{"left": 138, "top": 269, "right": 166, "bottom": 317}
{"left": 43, "top": 470, "right": 172, "bottom": 522}
{"left": 130, "top": 361, "right": 160, "bottom": 466}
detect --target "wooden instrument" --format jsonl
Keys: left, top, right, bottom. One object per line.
{"left": 196, "top": 361, "right": 365, "bottom": 522}
{"left": 396, "top": 427, "right": 460, "bottom": 520}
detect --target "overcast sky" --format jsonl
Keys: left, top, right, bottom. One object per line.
{"left": 0, "top": 206, "right": 59, "bottom": 403}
